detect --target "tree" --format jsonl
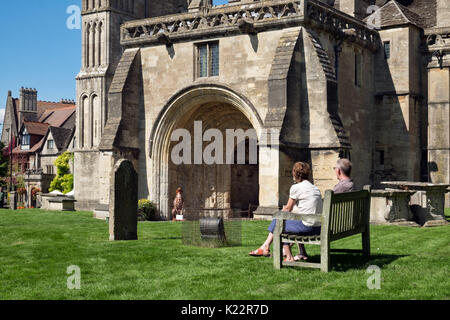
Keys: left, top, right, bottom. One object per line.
{"left": 49, "top": 152, "right": 74, "bottom": 194}
{"left": 0, "top": 142, "right": 8, "bottom": 179}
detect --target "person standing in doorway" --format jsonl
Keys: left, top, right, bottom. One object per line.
{"left": 172, "top": 187, "right": 185, "bottom": 222}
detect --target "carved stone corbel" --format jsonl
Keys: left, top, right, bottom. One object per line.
{"left": 238, "top": 19, "right": 257, "bottom": 35}
{"left": 157, "top": 32, "right": 172, "bottom": 46}
{"left": 432, "top": 50, "right": 445, "bottom": 69}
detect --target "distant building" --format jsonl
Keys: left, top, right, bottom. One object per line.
{"left": 1, "top": 88, "right": 76, "bottom": 205}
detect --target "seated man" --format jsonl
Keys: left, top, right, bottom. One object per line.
{"left": 333, "top": 158, "right": 354, "bottom": 193}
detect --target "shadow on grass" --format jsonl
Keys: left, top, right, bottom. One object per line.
{"left": 152, "top": 237, "right": 183, "bottom": 240}
{"left": 306, "top": 253, "right": 407, "bottom": 272}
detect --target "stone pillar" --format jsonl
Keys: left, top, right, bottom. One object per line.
{"left": 9, "top": 191, "right": 17, "bottom": 210}
{"left": 255, "top": 144, "right": 281, "bottom": 219}
{"left": 337, "top": 0, "right": 372, "bottom": 19}
{"left": 427, "top": 58, "right": 450, "bottom": 207}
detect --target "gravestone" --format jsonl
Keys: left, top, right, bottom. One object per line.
{"left": 109, "top": 159, "right": 138, "bottom": 241}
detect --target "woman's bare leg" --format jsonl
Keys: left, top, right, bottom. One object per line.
{"left": 249, "top": 233, "right": 273, "bottom": 255}
{"left": 261, "top": 233, "right": 274, "bottom": 251}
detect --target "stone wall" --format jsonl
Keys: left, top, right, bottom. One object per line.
{"left": 74, "top": 151, "right": 114, "bottom": 211}
{"left": 428, "top": 67, "right": 450, "bottom": 206}
{"left": 437, "top": 0, "right": 450, "bottom": 28}
{"left": 372, "top": 26, "right": 423, "bottom": 187}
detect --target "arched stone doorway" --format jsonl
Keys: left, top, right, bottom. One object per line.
{"left": 168, "top": 102, "right": 259, "bottom": 218}
{"left": 150, "top": 84, "right": 263, "bottom": 219}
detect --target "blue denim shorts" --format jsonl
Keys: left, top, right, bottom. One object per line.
{"left": 268, "top": 219, "right": 321, "bottom": 236}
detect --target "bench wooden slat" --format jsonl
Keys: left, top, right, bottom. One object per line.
{"left": 273, "top": 212, "right": 322, "bottom": 222}
{"left": 329, "top": 227, "right": 366, "bottom": 242}
{"left": 330, "top": 190, "right": 369, "bottom": 202}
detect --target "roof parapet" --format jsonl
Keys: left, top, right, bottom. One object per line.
{"left": 121, "top": 0, "right": 380, "bottom": 51}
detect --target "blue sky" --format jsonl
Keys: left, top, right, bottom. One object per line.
{"left": 0, "top": 0, "right": 229, "bottom": 123}
{"left": 0, "top": 0, "right": 82, "bottom": 106}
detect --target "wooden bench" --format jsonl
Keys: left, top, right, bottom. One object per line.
{"left": 273, "top": 188, "right": 371, "bottom": 272}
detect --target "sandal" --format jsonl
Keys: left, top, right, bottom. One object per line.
{"left": 249, "top": 248, "right": 270, "bottom": 257}
{"left": 294, "top": 255, "right": 308, "bottom": 261}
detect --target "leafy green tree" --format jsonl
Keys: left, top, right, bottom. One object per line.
{"left": 49, "top": 152, "right": 74, "bottom": 194}
{"left": 0, "top": 142, "right": 9, "bottom": 179}
{"left": 0, "top": 142, "right": 9, "bottom": 188}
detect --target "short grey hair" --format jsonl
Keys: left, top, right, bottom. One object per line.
{"left": 336, "top": 158, "right": 352, "bottom": 177}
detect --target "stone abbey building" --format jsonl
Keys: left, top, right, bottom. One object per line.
{"left": 75, "top": 0, "right": 450, "bottom": 218}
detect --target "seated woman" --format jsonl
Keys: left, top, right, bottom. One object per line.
{"left": 249, "top": 162, "right": 322, "bottom": 261}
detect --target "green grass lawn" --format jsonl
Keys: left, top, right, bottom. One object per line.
{"left": 0, "top": 209, "right": 449, "bottom": 300}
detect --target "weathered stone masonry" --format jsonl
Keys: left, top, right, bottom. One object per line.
{"left": 74, "top": 0, "right": 450, "bottom": 215}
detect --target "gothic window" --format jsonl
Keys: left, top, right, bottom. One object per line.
{"left": 91, "top": 95, "right": 100, "bottom": 147}
{"left": 90, "top": 23, "right": 96, "bottom": 68}
{"left": 81, "top": 95, "right": 89, "bottom": 148}
{"left": 97, "top": 22, "right": 103, "bottom": 66}
{"left": 85, "top": 23, "right": 90, "bottom": 68}
{"left": 384, "top": 41, "right": 390, "bottom": 60}
{"left": 196, "top": 42, "right": 219, "bottom": 78}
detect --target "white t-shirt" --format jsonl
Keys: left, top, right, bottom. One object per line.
{"left": 290, "top": 180, "right": 323, "bottom": 227}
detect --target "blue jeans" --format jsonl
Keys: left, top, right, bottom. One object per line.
{"left": 268, "top": 219, "right": 321, "bottom": 236}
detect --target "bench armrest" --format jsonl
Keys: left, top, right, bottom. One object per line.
{"left": 273, "top": 211, "right": 322, "bottom": 223}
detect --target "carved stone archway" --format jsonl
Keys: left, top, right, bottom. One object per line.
{"left": 149, "top": 83, "right": 263, "bottom": 219}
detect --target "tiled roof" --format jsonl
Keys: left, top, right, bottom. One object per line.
{"left": 23, "top": 121, "right": 49, "bottom": 136}
{"left": 365, "top": 0, "right": 426, "bottom": 29}
{"left": 13, "top": 99, "right": 76, "bottom": 118}
{"left": 404, "top": 0, "right": 436, "bottom": 28}
{"left": 49, "top": 126, "right": 73, "bottom": 151}
{"left": 12, "top": 138, "right": 44, "bottom": 154}
{"left": 37, "top": 101, "right": 76, "bottom": 118}
{"left": 38, "top": 106, "right": 76, "bottom": 128}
